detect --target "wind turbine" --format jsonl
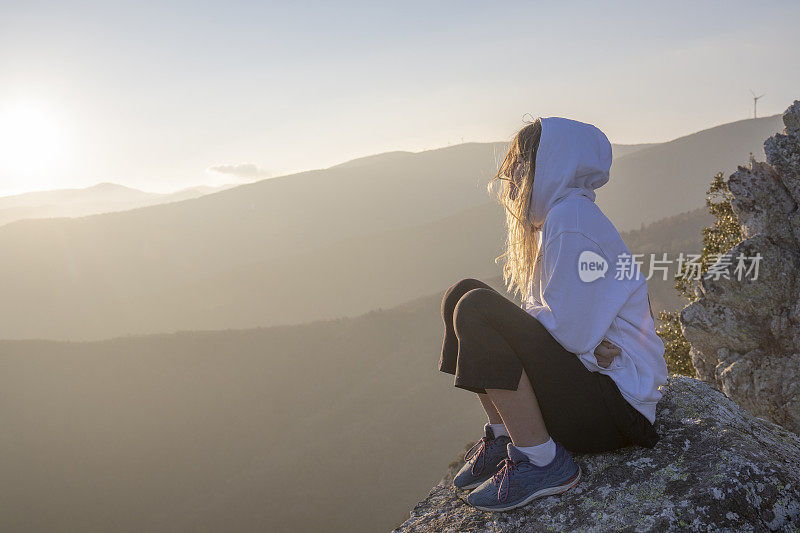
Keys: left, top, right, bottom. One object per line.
{"left": 750, "top": 90, "right": 765, "bottom": 118}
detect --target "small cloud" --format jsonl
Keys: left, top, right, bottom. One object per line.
{"left": 207, "top": 163, "right": 271, "bottom": 180}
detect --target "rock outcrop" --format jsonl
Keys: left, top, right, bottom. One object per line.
{"left": 394, "top": 377, "right": 800, "bottom": 532}
{"left": 680, "top": 101, "right": 800, "bottom": 434}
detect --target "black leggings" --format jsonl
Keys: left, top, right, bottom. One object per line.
{"left": 439, "top": 278, "right": 658, "bottom": 453}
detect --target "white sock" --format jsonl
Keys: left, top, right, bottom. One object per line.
{"left": 486, "top": 422, "right": 509, "bottom": 438}
{"left": 516, "top": 438, "right": 557, "bottom": 466}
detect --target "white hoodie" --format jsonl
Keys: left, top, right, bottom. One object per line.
{"left": 522, "top": 117, "right": 668, "bottom": 424}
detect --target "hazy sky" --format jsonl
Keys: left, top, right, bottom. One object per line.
{"left": 1, "top": 0, "right": 799, "bottom": 196}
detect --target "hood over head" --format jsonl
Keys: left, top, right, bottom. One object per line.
{"left": 528, "top": 117, "right": 612, "bottom": 228}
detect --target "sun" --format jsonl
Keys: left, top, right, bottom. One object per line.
{"left": 0, "top": 103, "right": 65, "bottom": 176}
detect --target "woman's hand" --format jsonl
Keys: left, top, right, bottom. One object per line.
{"left": 594, "top": 339, "right": 621, "bottom": 368}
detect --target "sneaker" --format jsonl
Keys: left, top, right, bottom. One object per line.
{"left": 453, "top": 425, "right": 512, "bottom": 490}
{"left": 466, "top": 442, "right": 581, "bottom": 512}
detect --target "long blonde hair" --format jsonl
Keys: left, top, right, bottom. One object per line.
{"left": 487, "top": 119, "right": 542, "bottom": 300}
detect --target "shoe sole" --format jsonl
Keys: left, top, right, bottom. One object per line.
{"left": 470, "top": 466, "right": 582, "bottom": 512}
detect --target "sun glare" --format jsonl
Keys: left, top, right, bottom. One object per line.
{"left": 0, "top": 103, "right": 66, "bottom": 176}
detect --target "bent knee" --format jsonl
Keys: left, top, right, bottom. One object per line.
{"left": 442, "top": 278, "right": 486, "bottom": 309}
{"left": 453, "top": 288, "right": 496, "bottom": 321}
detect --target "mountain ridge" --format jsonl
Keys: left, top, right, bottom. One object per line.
{"left": 0, "top": 115, "right": 778, "bottom": 340}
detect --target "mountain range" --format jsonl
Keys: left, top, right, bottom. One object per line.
{"left": 0, "top": 114, "right": 772, "bottom": 532}
{"left": 0, "top": 203, "right": 717, "bottom": 533}
{"left": 0, "top": 115, "right": 780, "bottom": 340}
{"left": 0, "top": 182, "right": 238, "bottom": 227}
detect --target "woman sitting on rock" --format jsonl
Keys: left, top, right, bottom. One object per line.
{"left": 439, "top": 116, "right": 668, "bottom": 512}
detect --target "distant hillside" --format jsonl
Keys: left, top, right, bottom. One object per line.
{"left": 0, "top": 182, "right": 236, "bottom": 227}
{"left": 625, "top": 207, "right": 713, "bottom": 316}
{"left": 0, "top": 176, "right": 726, "bottom": 530}
{"left": 0, "top": 116, "right": 776, "bottom": 340}
{"left": 611, "top": 143, "right": 656, "bottom": 158}
{"left": 0, "top": 289, "right": 490, "bottom": 533}
{"left": 135, "top": 203, "right": 709, "bottom": 335}
{"left": 598, "top": 115, "right": 782, "bottom": 230}
{"left": 0, "top": 205, "right": 714, "bottom": 532}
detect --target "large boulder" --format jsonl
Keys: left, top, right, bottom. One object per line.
{"left": 680, "top": 100, "right": 800, "bottom": 434}
{"left": 394, "top": 377, "right": 800, "bottom": 532}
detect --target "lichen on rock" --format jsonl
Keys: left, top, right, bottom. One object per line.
{"left": 680, "top": 100, "right": 800, "bottom": 434}
{"left": 394, "top": 377, "right": 800, "bottom": 532}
